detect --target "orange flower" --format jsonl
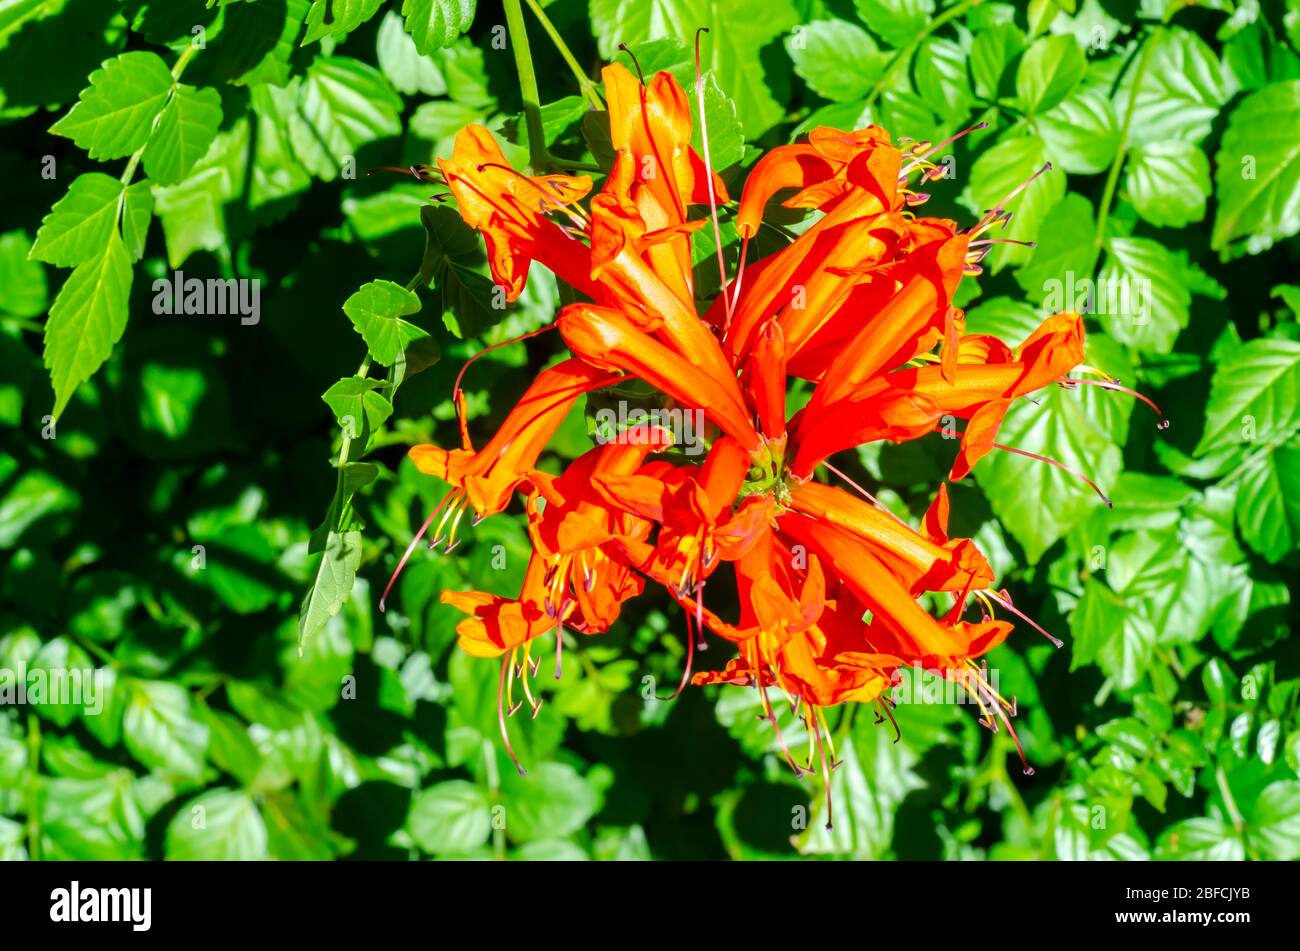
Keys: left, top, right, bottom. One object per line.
{"left": 381, "top": 57, "right": 1167, "bottom": 799}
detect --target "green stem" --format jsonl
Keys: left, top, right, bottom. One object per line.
{"left": 332, "top": 355, "right": 373, "bottom": 505}
{"left": 863, "top": 0, "right": 986, "bottom": 109}
{"left": 1215, "top": 765, "right": 1246, "bottom": 833}
{"left": 482, "top": 739, "right": 507, "bottom": 860}
{"left": 1093, "top": 30, "right": 1158, "bottom": 250}
{"left": 26, "top": 711, "right": 40, "bottom": 861}
{"left": 523, "top": 0, "right": 604, "bottom": 110}
{"left": 118, "top": 42, "right": 201, "bottom": 217}
{"left": 503, "top": 0, "right": 549, "bottom": 173}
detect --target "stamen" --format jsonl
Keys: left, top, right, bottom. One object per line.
{"left": 1061, "top": 377, "right": 1169, "bottom": 429}
{"left": 728, "top": 232, "right": 750, "bottom": 319}
{"left": 810, "top": 708, "right": 835, "bottom": 830}
{"left": 985, "top": 588, "right": 1064, "bottom": 649}
{"left": 497, "top": 654, "right": 527, "bottom": 776}
{"left": 694, "top": 28, "right": 733, "bottom": 335}
{"left": 617, "top": 43, "right": 645, "bottom": 84}
{"left": 821, "top": 461, "right": 913, "bottom": 528}
{"left": 554, "top": 622, "right": 564, "bottom": 680}
{"left": 990, "top": 441, "right": 1112, "bottom": 507}
{"left": 379, "top": 490, "right": 455, "bottom": 610}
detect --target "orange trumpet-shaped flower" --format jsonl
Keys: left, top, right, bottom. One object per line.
{"left": 381, "top": 53, "right": 1169, "bottom": 803}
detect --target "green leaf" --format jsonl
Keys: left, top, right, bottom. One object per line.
{"left": 1097, "top": 237, "right": 1191, "bottom": 353}
{"left": 1072, "top": 578, "right": 1158, "bottom": 689}
{"left": 692, "top": 71, "right": 743, "bottom": 171}
{"left": 1248, "top": 780, "right": 1300, "bottom": 860}
{"left": 1035, "top": 85, "right": 1120, "bottom": 175}
{"left": 322, "top": 376, "right": 393, "bottom": 442}
{"left": 49, "top": 51, "right": 175, "bottom": 160}
{"left": 1016, "top": 35, "right": 1086, "bottom": 113}
{"left": 1154, "top": 816, "right": 1246, "bottom": 860}
{"left": 122, "top": 679, "right": 210, "bottom": 779}
{"left": 120, "top": 180, "right": 153, "bottom": 263}
{"left": 376, "top": 8, "right": 445, "bottom": 96}
{"left": 297, "top": 529, "right": 363, "bottom": 650}
{"left": 975, "top": 381, "right": 1121, "bottom": 563}
{"left": 1116, "top": 28, "right": 1230, "bottom": 148}
{"left": 407, "top": 780, "right": 491, "bottom": 854}
{"left": 418, "top": 204, "right": 505, "bottom": 339}
{"left": 500, "top": 762, "right": 599, "bottom": 843}
{"left": 1196, "top": 338, "right": 1300, "bottom": 455}
{"left": 296, "top": 56, "right": 403, "bottom": 179}
{"left": 343, "top": 279, "right": 429, "bottom": 366}
{"left": 589, "top": 0, "right": 799, "bottom": 136}
{"left": 43, "top": 229, "right": 132, "bottom": 418}
{"left": 29, "top": 172, "right": 124, "bottom": 268}
{"left": 854, "top": 0, "right": 935, "bottom": 49}
{"left": 786, "top": 20, "right": 884, "bottom": 103}
{"left": 1212, "top": 79, "right": 1300, "bottom": 256}
{"left": 0, "top": 229, "right": 47, "bottom": 316}
{"left": 401, "top": 0, "right": 474, "bottom": 55}
{"left": 1014, "top": 192, "right": 1099, "bottom": 296}
{"left": 166, "top": 789, "right": 269, "bottom": 860}
{"left": 801, "top": 721, "right": 924, "bottom": 857}
{"left": 1235, "top": 437, "right": 1300, "bottom": 562}
{"left": 914, "top": 38, "right": 971, "bottom": 119}
{"left": 303, "top": 0, "right": 383, "bottom": 45}
{"left": 1125, "top": 141, "right": 1211, "bottom": 228}
{"left": 142, "top": 83, "right": 223, "bottom": 186}
{"left": 970, "top": 21, "right": 1025, "bottom": 101}
{"left": 966, "top": 133, "right": 1064, "bottom": 272}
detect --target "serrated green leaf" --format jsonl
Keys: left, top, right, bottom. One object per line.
{"left": 1097, "top": 236, "right": 1191, "bottom": 352}
{"left": 123, "top": 679, "right": 209, "bottom": 779}
{"left": 1212, "top": 79, "right": 1300, "bottom": 255}
{"left": 1116, "top": 27, "right": 1231, "bottom": 148}
{"left": 297, "top": 529, "right": 363, "bottom": 649}
{"left": 786, "top": 20, "right": 884, "bottom": 103}
{"left": 1126, "top": 141, "right": 1210, "bottom": 228}
{"left": 1017, "top": 34, "right": 1086, "bottom": 113}
{"left": 343, "top": 279, "right": 429, "bottom": 365}
{"left": 854, "top": 0, "right": 935, "bottom": 49}
{"left": 295, "top": 56, "right": 402, "bottom": 178}
{"left": 975, "top": 382, "right": 1121, "bottom": 563}
{"left": 1235, "top": 437, "right": 1300, "bottom": 562}
{"left": 142, "top": 83, "right": 223, "bottom": 185}
{"left": 302, "top": 0, "right": 383, "bottom": 45}
{"left": 120, "top": 180, "right": 153, "bottom": 262}
{"left": 49, "top": 51, "right": 174, "bottom": 160}
{"left": 401, "top": 0, "right": 474, "bottom": 55}
{"left": 43, "top": 229, "right": 131, "bottom": 418}
{"left": 1035, "top": 85, "right": 1120, "bottom": 175}
{"left": 166, "top": 789, "right": 269, "bottom": 860}
{"left": 376, "top": 8, "right": 445, "bottom": 96}
{"left": 1196, "top": 338, "right": 1300, "bottom": 455}
{"left": 29, "top": 172, "right": 124, "bottom": 267}
{"left": 407, "top": 780, "right": 491, "bottom": 854}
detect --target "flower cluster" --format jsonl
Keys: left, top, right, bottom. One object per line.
{"left": 383, "top": 62, "right": 1154, "bottom": 817}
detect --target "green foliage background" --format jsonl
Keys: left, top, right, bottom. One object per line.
{"left": 1, "top": 0, "right": 1298, "bottom": 860}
